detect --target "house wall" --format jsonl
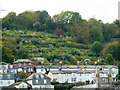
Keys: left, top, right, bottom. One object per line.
{"left": 36, "top": 68, "right": 46, "bottom": 74}
{"left": 47, "top": 72, "right": 53, "bottom": 81}
{"left": 32, "top": 85, "right": 54, "bottom": 89}
{"left": 32, "top": 79, "right": 51, "bottom": 85}
{"left": 13, "top": 62, "right": 34, "bottom": 73}
{"left": 27, "top": 79, "right": 54, "bottom": 89}
{"left": 52, "top": 73, "right": 64, "bottom": 83}
{"left": 0, "top": 80, "right": 14, "bottom": 86}
{"left": 0, "top": 64, "right": 13, "bottom": 69}
{"left": 49, "top": 70, "right": 117, "bottom": 83}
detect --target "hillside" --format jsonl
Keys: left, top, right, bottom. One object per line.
{"left": 2, "top": 10, "right": 120, "bottom": 65}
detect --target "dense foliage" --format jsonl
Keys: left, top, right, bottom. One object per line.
{"left": 2, "top": 10, "right": 120, "bottom": 65}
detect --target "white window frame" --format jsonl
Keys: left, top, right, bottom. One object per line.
{"left": 41, "top": 75, "right": 44, "bottom": 78}
{"left": 36, "top": 75, "right": 39, "bottom": 79}
{"left": 29, "top": 63, "right": 31, "bottom": 66}
{"left": 19, "top": 63, "right": 21, "bottom": 66}
{"left": 24, "top": 63, "right": 26, "bottom": 66}
{"left": 8, "top": 81, "right": 11, "bottom": 84}
{"left": 7, "top": 74, "right": 11, "bottom": 79}
{"left": 36, "top": 80, "right": 39, "bottom": 84}
{"left": 22, "top": 84, "right": 25, "bottom": 88}
{"left": 44, "top": 80, "right": 47, "bottom": 84}
{"left": 0, "top": 81, "right": 3, "bottom": 84}
{"left": 0, "top": 75, "right": 3, "bottom": 79}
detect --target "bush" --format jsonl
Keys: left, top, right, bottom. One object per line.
{"left": 86, "top": 80, "right": 90, "bottom": 84}
{"left": 54, "top": 83, "right": 75, "bottom": 90}
{"left": 116, "top": 74, "right": 120, "bottom": 80}
{"left": 75, "top": 81, "right": 85, "bottom": 86}
{"left": 31, "top": 38, "right": 38, "bottom": 45}
{"left": 51, "top": 81, "right": 59, "bottom": 85}
{"left": 91, "top": 41, "right": 103, "bottom": 56}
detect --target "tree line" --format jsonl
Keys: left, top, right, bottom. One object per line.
{"left": 2, "top": 10, "right": 119, "bottom": 43}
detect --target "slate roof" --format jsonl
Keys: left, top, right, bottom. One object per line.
{"left": 0, "top": 62, "right": 12, "bottom": 65}
{"left": 35, "top": 65, "right": 118, "bottom": 70}
{"left": 26, "top": 73, "right": 50, "bottom": 80}
{"left": 10, "top": 81, "right": 32, "bottom": 88}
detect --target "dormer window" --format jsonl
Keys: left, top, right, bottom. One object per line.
{"left": 36, "top": 75, "right": 39, "bottom": 79}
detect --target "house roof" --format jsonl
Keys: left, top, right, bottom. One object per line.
{"left": 35, "top": 65, "right": 118, "bottom": 69}
{"left": 10, "top": 80, "right": 32, "bottom": 88}
{"left": 26, "top": 73, "right": 51, "bottom": 80}
{"left": 13, "top": 59, "right": 33, "bottom": 63}
{"left": 0, "top": 62, "right": 12, "bottom": 65}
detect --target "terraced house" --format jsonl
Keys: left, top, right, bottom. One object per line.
{"left": 36, "top": 65, "right": 118, "bottom": 83}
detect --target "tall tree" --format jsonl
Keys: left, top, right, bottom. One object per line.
{"left": 2, "top": 45, "right": 14, "bottom": 63}
{"left": 2, "top": 12, "right": 16, "bottom": 29}
{"left": 102, "top": 23, "right": 117, "bottom": 42}
{"left": 103, "top": 41, "right": 120, "bottom": 61}
{"left": 91, "top": 41, "right": 103, "bottom": 56}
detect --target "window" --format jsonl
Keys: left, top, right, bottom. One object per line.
{"left": 0, "top": 81, "right": 3, "bottom": 84}
{"left": 28, "top": 68, "right": 30, "bottom": 72}
{"left": 36, "top": 80, "right": 39, "bottom": 84}
{"left": 53, "top": 78, "right": 57, "bottom": 81}
{"left": 24, "top": 63, "right": 26, "bottom": 66}
{"left": 0, "top": 75, "right": 3, "bottom": 79}
{"left": 66, "top": 74, "right": 68, "bottom": 76}
{"left": 80, "top": 73, "right": 83, "bottom": 76}
{"left": 71, "top": 78, "right": 74, "bottom": 82}
{"left": 7, "top": 74, "right": 11, "bottom": 79}
{"left": 24, "top": 69, "right": 26, "bottom": 73}
{"left": 4, "top": 70, "right": 7, "bottom": 73}
{"left": 36, "top": 75, "right": 39, "bottom": 79}
{"left": 73, "top": 73, "right": 75, "bottom": 76}
{"left": 22, "top": 84, "right": 25, "bottom": 88}
{"left": 8, "top": 81, "right": 10, "bottom": 84}
{"left": 71, "top": 78, "right": 76, "bottom": 82}
{"left": 44, "top": 80, "right": 47, "bottom": 84}
{"left": 29, "top": 63, "right": 31, "bottom": 66}
{"left": 65, "top": 79, "right": 69, "bottom": 82}
{"left": 19, "top": 63, "right": 21, "bottom": 66}
{"left": 41, "top": 75, "right": 44, "bottom": 78}
{"left": 74, "top": 78, "right": 76, "bottom": 82}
